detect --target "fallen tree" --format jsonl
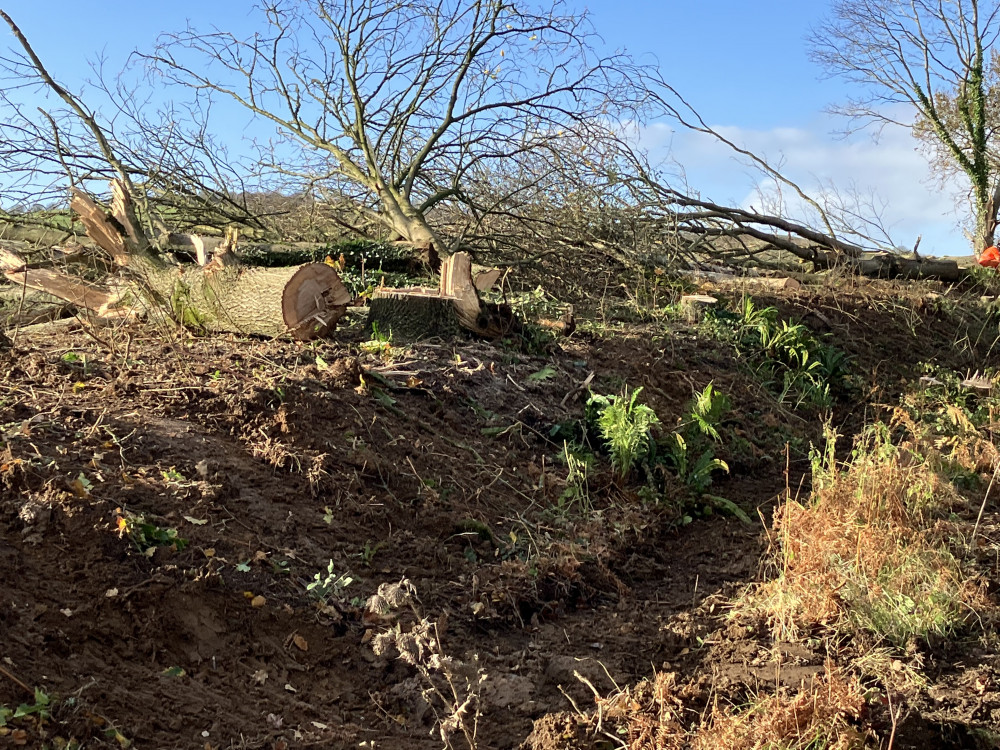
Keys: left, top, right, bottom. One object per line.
{"left": 1, "top": 181, "right": 353, "bottom": 339}
{"left": 1, "top": 181, "right": 516, "bottom": 342}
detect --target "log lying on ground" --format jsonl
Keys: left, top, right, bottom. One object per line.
{"left": 0, "top": 285, "right": 73, "bottom": 329}
{"left": 368, "top": 252, "right": 517, "bottom": 341}
{"left": 846, "top": 252, "right": 964, "bottom": 281}
{"left": 684, "top": 268, "right": 803, "bottom": 292}
{"left": 730, "top": 226, "right": 965, "bottom": 281}
{"left": 0, "top": 181, "right": 353, "bottom": 339}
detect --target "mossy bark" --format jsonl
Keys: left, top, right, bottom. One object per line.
{"left": 138, "top": 261, "right": 349, "bottom": 339}
{"left": 367, "top": 292, "right": 464, "bottom": 341}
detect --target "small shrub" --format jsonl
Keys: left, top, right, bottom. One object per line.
{"left": 898, "top": 365, "right": 999, "bottom": 475}
{"left": 664, "top": 433, "right": 728, "bottom": 495}
{"left": 662, "top": 384, "right": 740, "bottom": 518}
{"left": 583, "top": 384, "right": 742, "bottom": 520}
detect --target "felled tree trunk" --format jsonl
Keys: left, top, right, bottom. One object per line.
{"left": 805, "top": 247, "right": 965, "bottom": 281}
{"left": 367, "top": 252, "right": 516, "bottom": 341}
{"left": 144, "top": 261, "right": 352, "bottom": 338}
{"left": 1, "top": 182, "right": 353, "bottom": 339}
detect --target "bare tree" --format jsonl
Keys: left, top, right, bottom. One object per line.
{"left": 810, "top": 0, "right": 1000, "bottom": 253}
{"left": 142, "top": 0, "right": 656, "bottom": 265}
{"left": 0, "top": 10, "right": 277, "bottom": 241}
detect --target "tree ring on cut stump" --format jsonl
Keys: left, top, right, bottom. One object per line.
{"left": 281, "top": 263, "right": 353, "bottom": 340}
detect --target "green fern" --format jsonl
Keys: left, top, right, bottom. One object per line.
{"left": 587, "top": 388, "right": 660, "bottom": 478}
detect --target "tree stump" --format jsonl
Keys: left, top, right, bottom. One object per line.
{"left": 680, "top": 294, "right": 718, "bottom": 323}
{"left": 367, "top": 252, "right": 517, "bottom": 341}
{"left": 368, "top": 289, "right": 465, "bottom": 340}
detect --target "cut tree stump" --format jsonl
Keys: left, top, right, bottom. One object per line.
{"left": 680, "top": 294, "right": 718, "bottom": 323}
{"left": 368, "top": 288, "right": 465, "bottom": 340}
{"left": 368, "top": 251, "right": 517, "bottom": 341}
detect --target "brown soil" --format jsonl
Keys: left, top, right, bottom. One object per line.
{"left": 1, "top": 277, "right": 998, "bottom": 749}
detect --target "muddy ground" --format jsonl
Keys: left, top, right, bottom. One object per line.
{"left": 1, "top": 276, "right": 999, "bottom": 749}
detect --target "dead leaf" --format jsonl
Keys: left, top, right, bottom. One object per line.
{"left": 251, "top": 595, "right": 267, "bottom": 608}
{"left": 69, "top": 473, "right": 92, "bottom": 498}
{"left": 292, "top": 634, "right": 309, "bottom": 652}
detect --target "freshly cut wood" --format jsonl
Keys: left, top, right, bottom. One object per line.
{"left": 3, "top": 181, "right": 356, "bottom": 340}
{"left": 2, "top": 267, "right": 119, "bottom": 314}
{"left": 368, "top": 251, "right": 517, "bottom": 341}
{"left": 105, "top": 252, "right": 352, "bottom": 339}
{"left": 751, "top": 277, "right": 802, "bottom": 291}
{"left": 279, "top": 263, "right": 352, "bottom": 338}
{"left": 473, "top": 268, "right": 502, "bottom": 292}
{"left": 684, "top": 269, "right": 801, "bottom": 291}
{"left": 538, "top": 305, "right": 576, "bottom": 336}
{"left": 680, "top": 294, "right": 717, "bottom": 323}
{"left": 69, "top": 186, "right": 133, "bottom": 264}
{"left": 440, "top": 251, "right": 481, "bottom": 331}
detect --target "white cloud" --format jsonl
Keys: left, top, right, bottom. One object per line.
{"left": 636, "top": 111, "right": 972, "bottom": 256}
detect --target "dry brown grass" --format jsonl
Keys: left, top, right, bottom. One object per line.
{"left": 595, "top": 665, "right": 867, "bottom": 750}
{"left": 742, "top": 424, "right": 989, "bottom": 647}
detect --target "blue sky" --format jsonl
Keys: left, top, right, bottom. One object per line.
{"left": 0, "top": 0, "right": 969, "bottom": 254}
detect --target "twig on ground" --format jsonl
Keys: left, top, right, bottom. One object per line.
{"left": 0, "top": 662, "right": 35, "bottom": 697}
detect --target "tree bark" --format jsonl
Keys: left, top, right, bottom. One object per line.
{"left": 367, "top": 251, "right": 517, "bottom": 341}
{"left": 141, "top": 261, "right": 352, "bottom": 338}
